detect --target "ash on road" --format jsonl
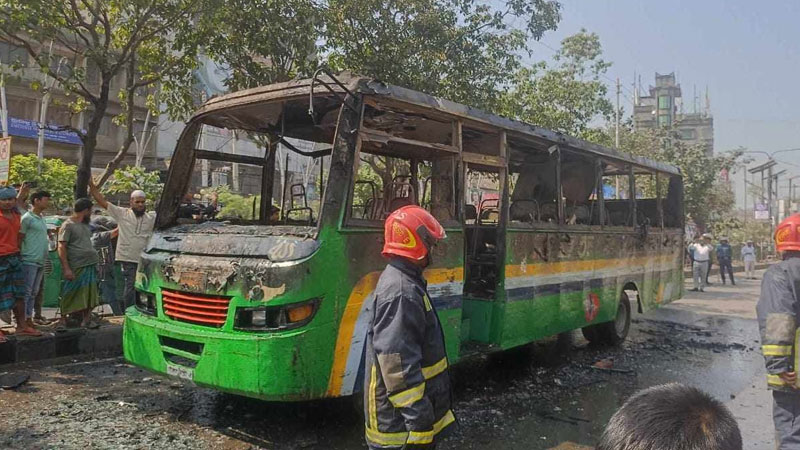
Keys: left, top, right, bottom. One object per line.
{"left": 0, "top": 274, "right": 770, "bottom": 450}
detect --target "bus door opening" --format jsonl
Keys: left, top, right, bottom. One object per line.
{"left": 464, "top": 166, "right": 502, "bottom": 298}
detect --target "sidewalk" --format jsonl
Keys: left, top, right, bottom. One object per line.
{"left": 0, "top": 305, "right": 123, "bottom": 365}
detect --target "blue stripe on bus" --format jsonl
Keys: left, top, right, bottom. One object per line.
{"left": 432, "top": 294, "right": 462, "bottom": 311}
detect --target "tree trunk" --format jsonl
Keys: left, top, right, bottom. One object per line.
{"left": 75, "top": 78, "right": 111, "bottom": 199}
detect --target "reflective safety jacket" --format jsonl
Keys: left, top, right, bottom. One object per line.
{"left": 757, "top": 257, "right": 800, "bottom": 392}
{"left": 364, "top": 258, "right": 455, "bottom": 448}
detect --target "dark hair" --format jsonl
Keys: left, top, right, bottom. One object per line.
{"left": 74, "top": 197, "right": 93, "bottom": 213}
{"left": 597, "top": 384, "right": 742, "bottom": 450}
{"left": 31, "top": 191, "right": 52, "bottom": 202}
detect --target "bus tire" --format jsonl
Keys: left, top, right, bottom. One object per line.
{"left": 581, "top": 291, "right": 631, "bottom": 346}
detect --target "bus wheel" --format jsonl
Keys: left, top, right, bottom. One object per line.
{"left": 581, "top": 291, "right": 631, "bottom": 346}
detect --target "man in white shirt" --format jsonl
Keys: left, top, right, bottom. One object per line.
{"left": 88, "top": 179, "right": 156, "bottom": 311}
{"left": 688, "top": 234, "right": 713, "bottom": 292}
{"left": 741, "top": 239, "right": 757, "bottom": 279}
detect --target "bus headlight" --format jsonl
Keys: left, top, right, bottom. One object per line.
{"left": 234, "top": 299, "right": 320, "bottom": 332}
{"left": 135, "top": 291, "right": 156, "bottom": 315}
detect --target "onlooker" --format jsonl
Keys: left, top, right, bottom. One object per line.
{"left": 689, "top": 234, "right": 713, "bottom": 292}
{"left": 90, "top": 217, "right": 121, "bottom": 315}
{"left": 88, "top": 179, "right": 155, "bottom": 311}
{"left": 596, "top": 383, "right": 742, "bottom": 450}
{"left": 0, "top": 184, "right": 42, "bottom": 340}
{"left": 57, "top": 198, "right": 101, "bottom": 329}
{"left": 716, "top": 236, "right": 735, "bottom": 285}
{"left": 741, "top": 240, "right": 757, "bottom": 279}
{"left": 19, "top": 191, "right": 51, "bottom": 328}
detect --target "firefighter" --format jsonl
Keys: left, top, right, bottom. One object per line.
{"left": 757, "top": 213, "right": 800, "bottom": 448}
{"left": 364, "top": 205, "right": 455, "bottom": 449}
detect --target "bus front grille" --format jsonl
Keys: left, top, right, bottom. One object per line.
{"left": 161, "top": 289, "right": 231, "bottom": 327}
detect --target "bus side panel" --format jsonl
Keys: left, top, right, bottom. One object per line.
{"left": 499, "top": 229, "right": 683, "bottom": 349}
{"left": 324, "top": 228, "right": 465, "bottom": 397}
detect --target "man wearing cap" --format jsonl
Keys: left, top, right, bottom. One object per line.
{"left": 742, "top": 240, "right": 757, "bottom": 279}
{"left": 58, "top": 198, "right": 101, "bottom": 329}
{"left": 688, "top": 234, "right": 713, "bottom": 292}
{"left": 88, "top": 179, "right": 155, "bottom": 311}
{"left": 716, "top": 236, "right": 735, "bottom": 285}
{"left": 0, "top": 184, "right": 42, "bottom": 341}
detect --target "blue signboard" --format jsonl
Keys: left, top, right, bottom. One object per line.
{"left": 0, "top": 116, "right": 83, "bottom": 146}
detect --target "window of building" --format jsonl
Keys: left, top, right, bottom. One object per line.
{"left": 45, "top": 106, "right": 72, "bottom": 127}
{"left": 658, "top": 95, "right": 671, "bottom": 110}
{"left": 657, "top": 114, "right": 670, "bottom": 127}
{"left": 86, "top": 60, "right": 100, "bottom": 86}
{"left": 6, "top": 97, "right": 35, "bottom": 121}
{"left": 0, "top": 42, "right": 27, "bottom": 66}
{"left": 677, "top": 128, "right": 696, "bottom": 140}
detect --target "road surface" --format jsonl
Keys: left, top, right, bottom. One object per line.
{"left": 0, "top": 271, "right": 774, "bottom": 449}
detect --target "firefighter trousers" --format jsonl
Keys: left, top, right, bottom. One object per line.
{"left": 773, "top": 390, "right": 800, "bottom": 449}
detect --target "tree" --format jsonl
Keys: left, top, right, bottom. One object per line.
{"left": 8, "top": 154, "right": 77, "bottom": 210}
{"left": 0, "top": 0, "right": 204, "bottom": 199}
{"left": 500, "top": 30, "right": 613, "bottom": 138}
{"left": 323, "top": 0, "right": 561, "bottom": 112}
{"left": 608, "top": 125, "right": 742, "bottom": 230}
{"left": 103, "top": 165, "right": 163, "bottom": 208}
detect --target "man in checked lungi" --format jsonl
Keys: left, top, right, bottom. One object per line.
{"left": 0, "top": 183, "right": 45, "bottom": 341}
{"left": 56, "top": 198, "right": 101, "bottom": 329}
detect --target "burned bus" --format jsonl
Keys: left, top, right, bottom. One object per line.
{"left": 123, "top": 72, "right": 684, "bottom": 401}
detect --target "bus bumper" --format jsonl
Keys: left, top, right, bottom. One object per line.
{"left": 123, "top": 309, "right": 333, "bottom": 401}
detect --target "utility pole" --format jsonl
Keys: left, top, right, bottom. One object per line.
{"left": 742, "top": 166, "right": 747, "bottom": 224}
{"left": 0, "top": 70, "right": 8, "bottom": 138}
{"left": 615, "top": 77, "right": 620, "bottom": 149}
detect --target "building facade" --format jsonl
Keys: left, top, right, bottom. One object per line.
{"left": 0, "top": 40, "right": 158, "bottom": 172}
{"left": 633, "top": 72, "right": 714, "bottom": 155}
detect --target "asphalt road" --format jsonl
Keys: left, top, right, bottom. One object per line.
{"left": 0, "top": 271, "right": 773, "bottom": 449}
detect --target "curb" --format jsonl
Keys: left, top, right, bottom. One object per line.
{"left": 0, "top": 320, "right": 123, "bottom": 366}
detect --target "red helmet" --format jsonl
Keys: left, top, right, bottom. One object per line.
{"left": 382, "top": 205, "right": 446, "bottom": 260}
{"left": 775, "top": 213, "right": 800, "bottom": 252}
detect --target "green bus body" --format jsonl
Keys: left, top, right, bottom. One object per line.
{"left": 123, "top": 75, "right": 684, "bottom": 401}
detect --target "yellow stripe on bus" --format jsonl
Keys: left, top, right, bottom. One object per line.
{"left": 504, "top": 254, "right": 677, "bottom": 279}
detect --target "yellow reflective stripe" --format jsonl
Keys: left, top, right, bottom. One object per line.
{"left": 421, "top": 357, "right": 448, "bottom": 380}
{"left": 369, "top": 363, "right": 378, "bottom": 430}
{"left": 768, "top": 374, "right": 788, "bottom": 387}
{"left": 388, "top": 382, "right": 426, "bottom": 408}
{"left": 365, "top": 427, "right": 408, "bottom": 446}
{"left": 423, "top": 294, "right": 432, "bottom": 311}
{"left": 407, "top": 410, "right": 456, "bottom": 444}
{"left": 763, "top": 345, "right": 793, "bottom": 356}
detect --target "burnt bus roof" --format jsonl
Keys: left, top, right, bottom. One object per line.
{"left": 193, "top": 73, "right": 681, "bottom": 177}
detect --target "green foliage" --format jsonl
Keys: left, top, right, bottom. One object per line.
{"left": 608, "top": 125, "right": 742, "bottom": 229}
{"left": 8, "top": 154, "right": 77, "bottom": 210}
{"left": 324, "top": 0, "right": 560, "bottom": 112}
{"left": 196, "top": 0, "right": 321, "bottom": 90}
{"left": 500, "top": 30, "right": 613, "bottom": 138}
{"left": 201, "top": 185, "right": 260, "bottom": 221}
{"left": 710, "top": 217, "right": 772, "bottom": 246}
{"left": 103, "top": 166, "right": 163, "bottom": 208}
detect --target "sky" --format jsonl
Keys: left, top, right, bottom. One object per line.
{"left": 531, "top": 0, "right": 800, "bottom": 208}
